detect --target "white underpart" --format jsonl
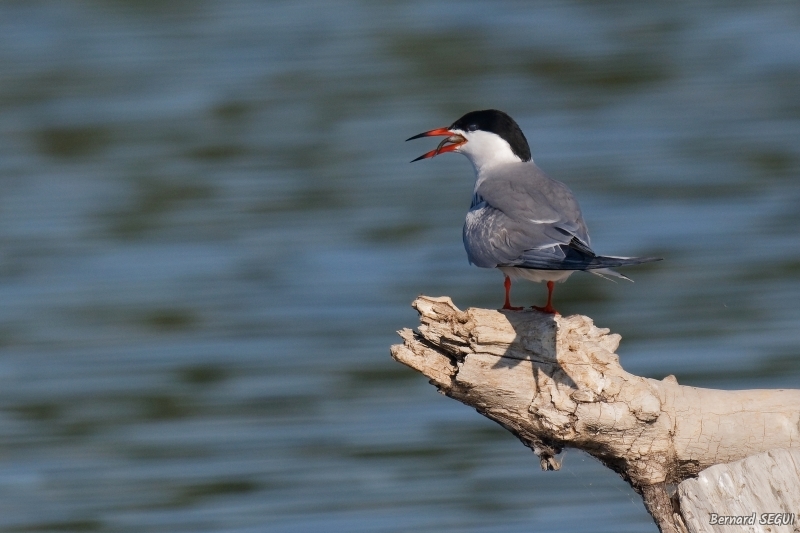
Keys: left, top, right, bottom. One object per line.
{"left": 499, "top": 267, "right": 630, "bottom": 284}
{"left": 499, "top": 266, "right": 574, "bottom": 284}
{"left": 451, "top": 129, "right": 524, "bottom": 176}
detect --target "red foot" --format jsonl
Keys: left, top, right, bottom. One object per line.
{"left": 501, "top": 275, "right": 523, "bottom": 311}
{"left": 532, "top": 281, "right": 559, "bottom": 314}
{"left": 532, "top": 304, "right": 558, "bottom": 315}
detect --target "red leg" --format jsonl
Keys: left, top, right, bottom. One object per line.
{"left": 533, "top": 281, "right": 558, "bottom": 314}
{"left": 502, "top": 276, "right": 523, "bottom": 311}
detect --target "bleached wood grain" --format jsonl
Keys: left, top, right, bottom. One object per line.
{"left": 391, "top": 296, "right": 800, "bottom": 533}
{"left": 679, "top": 448, "right": 800, "bottom": 533}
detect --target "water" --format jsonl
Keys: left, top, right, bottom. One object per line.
{"left": 0, "top": 1, "right": 799, "bottom": 531}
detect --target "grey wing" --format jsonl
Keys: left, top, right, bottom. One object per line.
{"left": 463, "top": 163, "right": 593, "bottom": 269}
{"left": 479, "top": 163, "right": 590, "bottom": 246}
{"left": 463, "top": 200, "right": 532, "bottom": 267}
{"left": 463, "top": 200, "right": 585, "bottom": 269}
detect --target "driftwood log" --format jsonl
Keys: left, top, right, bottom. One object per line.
{"left": 679, "top": 448, "right": 800, "bottom": 533}
{"left": 390, "top": 296, "right": 800, "bottom": 533}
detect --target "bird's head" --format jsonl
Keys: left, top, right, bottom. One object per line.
{"left": 407, "top": 109, "right": 531, "bottom": 171}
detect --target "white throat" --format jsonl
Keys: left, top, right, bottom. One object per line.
{"left": 453, "top": 129, "right": 525, "bottom": 174}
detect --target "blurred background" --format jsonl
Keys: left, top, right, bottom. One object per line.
{"left": 0, "top": 0, "right": 799, "bottom": 531}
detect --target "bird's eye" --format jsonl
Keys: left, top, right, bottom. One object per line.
{"left": 468, "top": 124, "right": 477, "bottom": 131}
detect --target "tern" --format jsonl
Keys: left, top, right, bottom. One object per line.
{"left": 407, "top": 109, "right": 660, "bottom": 314}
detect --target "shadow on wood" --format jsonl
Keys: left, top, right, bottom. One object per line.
{"left": 391, "top": 296, "right": 800, "bottom": 533}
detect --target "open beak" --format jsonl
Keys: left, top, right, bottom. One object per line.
{"left": 406, "top": 128, "right": 467, "bottom": 162}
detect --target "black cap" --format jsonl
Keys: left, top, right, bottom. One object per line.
{"left": 450, "top": 109, "right": 531, "bottom": 162}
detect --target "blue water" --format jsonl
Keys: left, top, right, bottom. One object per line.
{"left": 0, "top": 1, "right": 799, "bottom": 531}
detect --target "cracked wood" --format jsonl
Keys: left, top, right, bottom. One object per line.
{"left": 391, "top": 296, "right": 800, "bottom": 486}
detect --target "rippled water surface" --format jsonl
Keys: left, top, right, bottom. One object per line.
{"left": 1, "top": 1, "right": 799, "bottom": 531}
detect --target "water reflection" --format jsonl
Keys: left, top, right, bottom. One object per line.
{"left": 0, "top": 0, "right": 798, "bottom": 532}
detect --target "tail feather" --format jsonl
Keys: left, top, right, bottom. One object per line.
{"left": 510, "top": 252, "right": 662, "bottom": 272}
{"left": 586, "top": 255, "right": 662, "bottom": 269}
{"left": 590, "top": 268, "right": 632, "bottom": 282}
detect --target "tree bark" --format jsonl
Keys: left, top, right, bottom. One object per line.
{"left": 390, "top": 296, "right": 800, "bottom": 533}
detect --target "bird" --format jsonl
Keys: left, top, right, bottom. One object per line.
{"left": 407, "top": 109, "right": 660, "bottom": 314}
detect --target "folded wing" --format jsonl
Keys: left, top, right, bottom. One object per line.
{"left": 463, "top": 163, "right": 660, "bottom": 271}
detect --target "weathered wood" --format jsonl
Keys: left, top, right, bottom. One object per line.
{"left": 391, "top": 296, "right": 800, "bottom": 533}
{"left": 678, "top": 448, "right": 800, "bottom": 533}
{"left": 642, "top": 482, "right": 688, "bottom": 533}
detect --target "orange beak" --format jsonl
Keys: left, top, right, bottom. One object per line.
{"left": 406, "top": 127, "right": 467, "bottom": 162}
